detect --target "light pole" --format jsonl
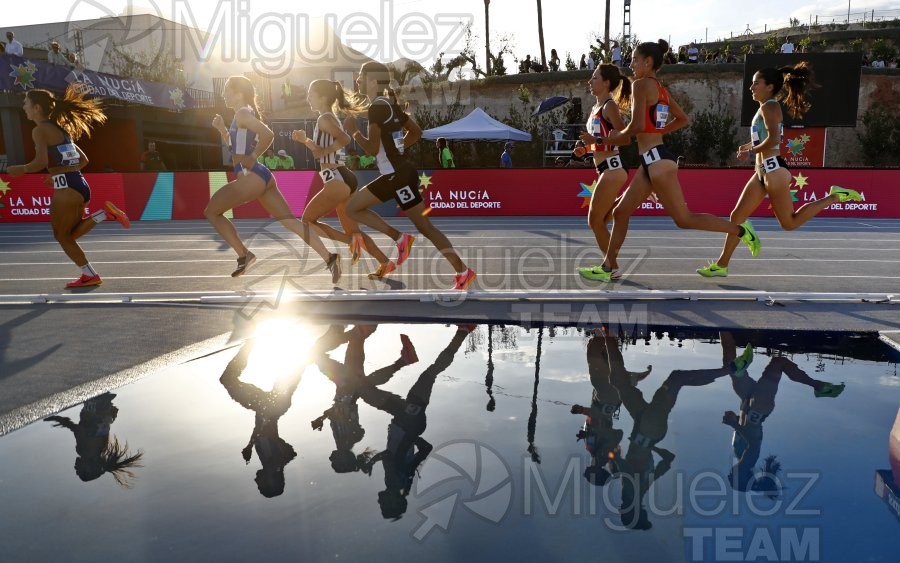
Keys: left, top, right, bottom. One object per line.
{"left": 485, "top": 0, "right": 491, "bottom": 75}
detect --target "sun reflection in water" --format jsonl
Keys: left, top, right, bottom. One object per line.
{"left": 239, "top": 319, "right": 320, "bottom": 392}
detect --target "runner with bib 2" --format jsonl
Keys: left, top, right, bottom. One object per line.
{"left": 587, "top": 39, "right": 762, "bottom": 283}
{"left": 292, "top": 79, "right": 396, "bottom": 280}
{"left": 697, "top": 62, "right": 861, "bottom": 278}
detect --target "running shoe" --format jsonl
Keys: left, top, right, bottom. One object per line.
{"left": 730, "top": 343, "right": 754, "bottom": 377}
{"left": 65, "top": 274, "right": 102, "bottom": 288}
{"left": 326, "top": 253, "right": 342, "bottom": 284}
{"left": 456, "top": 323, "right": 478, "bottom": 333}
{"left": 452, "top": 268, "right": 477, "bottom": 290}
{"left": 814, "top": 382, "right": 846, "bottom": 398}
{"left": 697, "top": 261, "right": 728, "bottom": 277}
{"left": 104, "top": 201, "right": 130, "bottom": 229}
{"left": 399, "top": 334, "right": 419, "bottom": 364}
{"left": 349, "top": 233, "right": 364, "bottom": 265}
{"left": 396, "top": 233, "right": 415, "bottom": 266}
{"left": 231, "top": 251, "right": 256, "bottom": 277}
{"left": 367, "top": 261, "right": 397, "bottom": 279}
{"left": 739, "top": 220, "right": 761, "bottom": 257}
{"left": 577, "top": 266, "right": 617, "bottom": 282}
{"left": 829, "top": 185, "right": 862, "bottom": 203}
{"left": 629, "top": 365, "right": 653, "bottom": 386}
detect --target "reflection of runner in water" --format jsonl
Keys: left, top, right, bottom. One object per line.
{"left": 359, "top": 326, "right": 473, "bottom": 519}
{"left": 612, "top": 332, "right": 752, "bottom": 530}
{"left": 312, "top": 325, "right": 419, "bottom": 473}
{"left": 723, "top": 353, "right": 845, "bottom": 494}
{"left": 219, "top": 339, "right": 305, "bottom": 498}
{"left": 571, "top": 332, "right": 651, "bottom": 486}
{"left": 45, "top": 392, "right": 144, "bottom": 488}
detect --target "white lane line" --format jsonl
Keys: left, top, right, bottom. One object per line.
{"left": 3, "top": 273, "right": 900, "bottom": 282}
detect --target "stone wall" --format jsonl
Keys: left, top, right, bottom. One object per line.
{"left": 401, "top": 66, "right": 900, "bottom": 167}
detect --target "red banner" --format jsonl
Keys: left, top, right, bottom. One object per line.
{"left": 0, "top": 173, "right": 126, "bottom": 223}
{"left": 2, "top": 168, "right": 899, "bottom": 222}
{"left": 781, "top": 127, "right": 826, "bottom": 167}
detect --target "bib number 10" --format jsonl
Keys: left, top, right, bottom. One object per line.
{"left": 52, "top": 175, "right": 69, "bottom": 189}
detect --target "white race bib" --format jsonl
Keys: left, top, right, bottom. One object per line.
{"left": 319, "top": 168, "right": 338, "bottom": 183}
{"left": 396, "top": 185, "right": 416, "bottom": 204}
{"left": 58, "top": 143, "right": 80, "bottom": 166}
{"left": 590, "top": 117, "right": 603, "bottom": 136}
{"left": 654, "top": 104, "right": 669, "bottom": 129}
{"left": 762, "top": 156, "right": 781, "bottom": 173}
{"left": 51, "top": 173, "right": 69, "bottom": 189}
{"left": 605, "top": 155, "right": 623, "bottom": 170}
{"left": 641, "top": 147, "right": 663, "bottom": 165}
{"left": 392, "top": 131, "right": 405, "bottom": 155}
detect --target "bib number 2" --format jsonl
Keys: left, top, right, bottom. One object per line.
{"left": 319, "top": 168, "right": 337, "bottom": 183}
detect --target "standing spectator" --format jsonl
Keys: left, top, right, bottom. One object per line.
{"left": 781, "top": 37, "right": 794, "bottom": 54}
{"left": 5, "top": 31, "right": 23, "bottom": 57}
{"left": 47, "top": 42, "right": 70, "bottom": 66}
{"left": 664, "top": 47, "right": 677, "bottom": 64}
{"left": 141, "top": 141, "right": 167, "bottom": 171}
{"left": 678, "top": 46, "right": 687, "bottom": 64}
{"left": 579, "top": 54, "right": 588, "bottom": 70}
{"left": 520, "top": 54, "right": 533, "bottom": 73}
{"left": 500, "top": 142, "right": 513, "bottom": 168}
{"left": 549, "top": 49, "right": 561, "bottom": 72}
{"left": 586, "top": 53, "right": 595, "bottom": 71}
{"left": 275, "top": 149, "right": 294, "bottom": 170}
{"left": 436, "top": 138, "right": 455, "bottom": 168}
{"left": 611, "top": 41, "right": 622, "bottom": 66}
{"left": 687, "top": 42, "right": 699, "bottom": 63}
{"left": 871, "top": 55, "right": 886, "bottom": 68}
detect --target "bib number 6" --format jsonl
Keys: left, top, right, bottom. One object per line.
{"left": 606, "top": 155, "right": 623, "bottom": 170}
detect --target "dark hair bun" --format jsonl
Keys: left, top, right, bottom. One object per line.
{"left": 657, "top": 39, "right": 669, "bottom": 52}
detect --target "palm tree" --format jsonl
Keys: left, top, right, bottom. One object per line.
{"left": 485, "top": 0, "right": 491, "bottom": 76}
{"left": 536, "top": 0, "right": 546, "bottom": 69}
{"left": 604, "top": 0, "right": 611, "bottom": 54}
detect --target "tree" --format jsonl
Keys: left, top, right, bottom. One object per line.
{"left": 108, "top": 40, "right": 189, "bottom": 87}
{"left": 536, "top": 0, "right": 547, "bottom": 69}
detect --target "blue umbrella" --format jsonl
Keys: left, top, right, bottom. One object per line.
{"left": 532, "top": 96, "right": 570, "bottom": 117}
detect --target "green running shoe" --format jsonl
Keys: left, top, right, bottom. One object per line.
{"left": 577, "top": 266, "right": 614, "bottom": 282}
{"left": 814, "top": 382, "right": 845, "bottom": 398}
{"left": 829, "top": 185, "right": 862, "bottom": 203}
{"left": 697, "top": 261, "right": 728, "bottom": 277}
{"left": 730, "top": 343, "right": 754, "bottom": 377}
{"left": 739, "top": 220, "right": 761, "bottom": 258}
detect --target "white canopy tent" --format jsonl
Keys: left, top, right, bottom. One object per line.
{"left": 421, "top": 107, "right": 532, "bottom": 142}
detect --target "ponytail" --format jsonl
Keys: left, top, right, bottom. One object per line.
{"left": 26, "top": 85, "right": 106, "bottom": 141}
{"left": 778, "top": 61, "right": 815, "bottom": 118}
{"left": 360, "top": 61, "right": 403, "bottom": 107}
{"left": 598, "top": 64, "right": 632, "bottom": 111}
{"left": 635, "top": 39, "right": 669, "bottom": 70}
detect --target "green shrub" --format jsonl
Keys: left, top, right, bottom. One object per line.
{"left": 857, "top": 106, "right": 900, "bottom": 166}
{"left": 685, "top": 107, "right": 738, "bottom": 166}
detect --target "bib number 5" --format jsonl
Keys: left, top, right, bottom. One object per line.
{"left": 763, "top": 156, "right": 781, "bottom": 173}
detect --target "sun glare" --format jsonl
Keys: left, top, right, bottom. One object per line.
{"left": 239, "top": 319, "right": 320, "bottom": 391}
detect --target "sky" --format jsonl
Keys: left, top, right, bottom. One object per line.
{"left": 4, "top": 0, "right": 899, "bottom": 67}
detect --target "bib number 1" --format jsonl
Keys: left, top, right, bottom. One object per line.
{"left": 641, "top": 147, "right": 662, "bottom": 166}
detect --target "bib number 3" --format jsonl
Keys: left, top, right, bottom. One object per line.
{"left": 396, "top": 186, "right": 416, "bottom": 204}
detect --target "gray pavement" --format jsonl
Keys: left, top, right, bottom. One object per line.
{"left": 1, "top": 216, "right": 898, "bottom": 427}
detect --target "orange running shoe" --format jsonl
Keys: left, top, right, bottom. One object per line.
{"left": 367, "top": 261, "right": 397, "bottom": 279}
{"left": 452, "top": 268, "right": 477, "bottom": 290}
{"left": 65, "top": 274, "right": 102, "bottom": 289}
{"left": 104, "top": 201, "right": 130, "bottom": 229}
{"left": 396, "top": 233, "right": 415, "bottom": 266}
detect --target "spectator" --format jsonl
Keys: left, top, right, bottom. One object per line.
{"left": 781, "top": 36, "right": 794, "bottom": 54}
{"left": 687, "top": 42, "right": 699, "bottom": 63}
{"left": 549, "top": 49, "right": 561, "bottom": 72}
{"left": 579, "top": 54, "right": 587, "bottom": 70}
{"left": 5, "top": 32, "right": 23, "bottom": 57}
{"left": 677, "top": 46, "right": 687, "bottom": 64}
{"left": 258, "top": 148, "right": 279, "bottom": 169}
{"left": 275, "top": 149, "right": 294, "bottom": 170}
{"left": 611, "top": 41, "right": 622, "bottom": 65}
{"left": 47, "top": 41, "right": 69, "bottom": 66}
{"left": 140, "top": 141, "right": 167, "bottom": 171}
{"left": 0, "top": 41, "right": 5, "bottom": 54}
{"left": 871, "top": 55, "right": 886, "bottom": 68}
{"left": 889, "top": 58, "right": 898, "bottom": 69}
{"left": 520, "top": 54, "right": 532, "bottom": 73}
{"left": 664, "top": 47, "right": 677, "bottom": 65}
{"left": 861, "top": 55, "right": 870, "bottom": 67}
{"left": 500, "top": 142, "right": 513, "bottom": 168}
{"left": 585, "top": 52, "right": 595, "bottom": 71}
{"left": 436, "top": 137, "right": 455, "bottom": 168}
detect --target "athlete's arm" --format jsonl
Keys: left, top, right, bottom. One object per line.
{"left": 9, "top": 127, "right": 50, "bottom": 176}
{"left": 661, "top": 96, "right": 690, "bottom": 135}
{"left": 749, "top": 101, "right": 782, "bottom": 154}
{"left": 402, "top": 116, "right": 422, "bottom": 148}
{"left": 236, "top": 107, "right": 274, "bottom": 159}
{"left": 605, "top": 79, "right": 649, "bottom": 145}
{"left": 352, "top": 121, "right": 382, "bottom": 156}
